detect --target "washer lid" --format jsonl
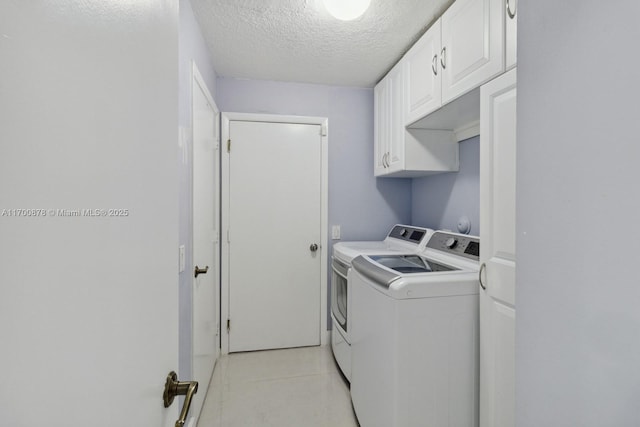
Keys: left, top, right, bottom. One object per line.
{"left": 369, "top": 254, "right": 458, "bottom": 274}
{"left": 352, "top": 254, "right": 459, "bottom": 289}
{"left": 351, "top": 255, "right": 479, "bottom": 299}
{"left": 333, "top": 241, "right": 395, "bottom": 264}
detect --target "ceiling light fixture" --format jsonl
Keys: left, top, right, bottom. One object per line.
{"left": 323, "top": 0, "right": 371, "bottom": 21}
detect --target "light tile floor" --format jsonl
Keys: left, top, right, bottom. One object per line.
{"left": 197, "top": 345, "right": 359, "bottom": 427}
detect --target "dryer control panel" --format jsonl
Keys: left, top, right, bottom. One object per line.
{"left": 388, "top": 225, "right": 430, "bottom": 245}
{"left": 426, "top": 231, "right": 480, "bottom": 261}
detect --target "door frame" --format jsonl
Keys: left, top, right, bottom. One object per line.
{"left": 191, "top": 62, "right": 220, "bottom": 357}
{"left": 190, "top": 62, "right": 220, "bottom": 423}
{"left": 220, "top": 112, "right": 329, "bottom": 355}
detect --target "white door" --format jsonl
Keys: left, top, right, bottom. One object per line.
{"left": 404, "top": 19, "right": 443, "bottom": 124}
{"left": 441, "top": 0, "right": 504, "bottom": 103}
{"left": 191, "top": 65, "right": 219, "bottom": 421}
{"left": 479, "top": 68, "right": 517, "bottom": 427}
{"left": 224, "top": 118, "right": 324, "bottom": 353}
{"left": 0, "top": 1, "right": 181, "bottom": 426}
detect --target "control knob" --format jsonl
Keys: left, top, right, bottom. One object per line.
{"left": 445, "top": 237, "right": 458, "bottom": 249}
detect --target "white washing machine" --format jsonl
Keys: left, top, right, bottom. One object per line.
{"left": 331, "top": 224, "right": 434, "bottom": 382}
{"left": 349, "top": 231, "right": 480, "bottom": 427}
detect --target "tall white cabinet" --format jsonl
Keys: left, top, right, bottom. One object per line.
{"left": 479, "top": 68, "right": 516, "bottom": 427}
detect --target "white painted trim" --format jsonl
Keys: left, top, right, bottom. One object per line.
{"left": 220, "top": 112, "right": 329, "bottom": 355}
{"left": 454, "top": 119, "right": 480, "bottom": 142}
{"left": 221, "top": 114, "right": 230, "bottom": 355}
{"left": 190, "top": 61, "right": 221, "bottom": 369}
{"left": 321, "top": 330, "right": 330, "bottom": 347}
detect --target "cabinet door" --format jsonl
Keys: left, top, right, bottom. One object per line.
{"left": 404, "top": 19, "right": 442, "bottom": 125}
{"left": 374, "top": 78, "right": 389, "bottom": 176}
{"left": 479, "top": 68, "right": 516, "bottom": 427}
{"left": 387, "top": 64, "right": 404, "bottom": 172}
{"left": 442, "top": 0, "right": 504, "bottom": 103}
{"left": 505, "top": 0, "right": 517, "bottom": 69}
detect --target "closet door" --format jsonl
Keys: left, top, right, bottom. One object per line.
{"left": 479, "top": 68, "right": 516, "bottom": 427}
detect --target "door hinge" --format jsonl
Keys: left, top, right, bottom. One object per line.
{"left": 226, "top": 319, "right": 230, "bottom": 333}
{"left": 320, "top": 124, "right": 327, "bottom": 136}
{"left": 227, "top": 139, "right": 231, "bottom": 153}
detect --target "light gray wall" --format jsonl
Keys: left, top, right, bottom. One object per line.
{"left": 178, "top": 0, "right": 218, "bottom": 379}
{"left": 517, "top": 2, "right": 640, "bottom": 426}
{"left": 216, "top": 77, "right": 413, "bottom": 328}
{"left": 410, "top": 136, "right": 480, "bottom": 235}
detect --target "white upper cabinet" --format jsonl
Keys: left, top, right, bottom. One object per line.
{"left": 375, "top": 62, "right": 458, "bottom": 178}
{"left": 375, "top": 63, "right": 404, "bottom": 176}
{"left": 374, "top": 76, "right": 390, "bottom": 176}
{"left": 387, "top": 63, "right": 405, "bottom": 173}
{"left": 404, "top": 0, "right": 506, "bottom": 131}
{"left": 441, "top": 0, "right": 504, "bottom": 103}
{"left": 505, "top": 0, "right": 517, "bottom": 69}
{"left": 374, "top": 0, "right": 515, "bottom": 177}
{"left": 404, "top": 20, "right": 442, "bottom": 125}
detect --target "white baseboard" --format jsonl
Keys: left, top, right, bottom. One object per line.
{"left": 321, "top": 329, "right": 330, "bottom": 346}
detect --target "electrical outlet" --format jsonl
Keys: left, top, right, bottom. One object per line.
{"left": 331, "top": 225, "right": 341, "bottom": 240}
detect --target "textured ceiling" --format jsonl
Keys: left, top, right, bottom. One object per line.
{"left": 191, "top": 0, "right": 454, "bottom": 88}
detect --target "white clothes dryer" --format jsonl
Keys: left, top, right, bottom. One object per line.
{"left": 331, "top": 224, "right": 434, "bottom": 381}
{"left": 349, "top": 231, "right": 480, "bottom": 427}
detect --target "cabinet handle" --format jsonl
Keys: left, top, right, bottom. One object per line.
{"left": 432, "top": 54, "right": 438, "bottom": 76}
{"left": 506, "top": 0, "right": 516, "bottom": 19}
{"left": 383, "top": 152, "right": 389, "bottom": 168}
{"left": 479, "top": 263, "right": 487, "bottom": 290}
{"left": 440, "top": 47, "right": 446, "bottom": 69}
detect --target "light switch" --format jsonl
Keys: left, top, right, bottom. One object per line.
{"left": 178, "top": 245, "right": 185, "bottom": 273}
{"left": 332, "top": 225, "right": 341, "bottom": 240}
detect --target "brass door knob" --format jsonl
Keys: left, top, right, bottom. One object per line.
{"left": 194, "top": 265, "right": 209, "bottom": 278}
{"left": 163, "top": 371, "right": 198, "bottom": 427}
